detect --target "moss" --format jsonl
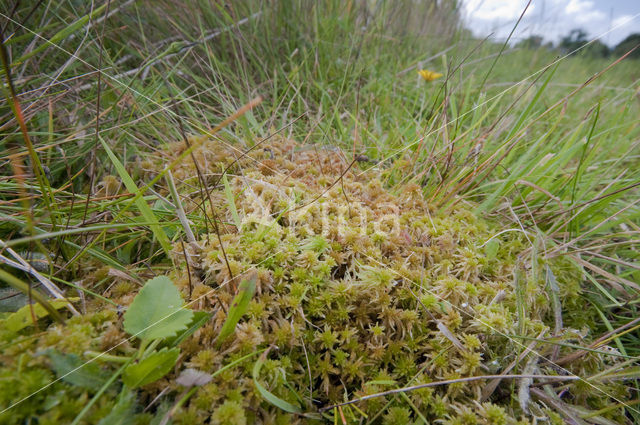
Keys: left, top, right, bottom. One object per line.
{"left": 480, "top": 403, "right": 509, "bottom": 425}
{"left": 1, "top": 136, "right": 629, "bottom": 424}
{"left": 383, "top": 406, "right": 413, "bottom": 425}
{"left": 210, "top": 400, "right": 247, "bottom": 425}
{"left": 0, "top": 311, "right": 124, "bottom": 424}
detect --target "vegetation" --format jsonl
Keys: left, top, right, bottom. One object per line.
{"left": 1, "top": 1, "right": 639, "bottom": 424}
{"left": 518, "top": 30, "right": 640, "bottom": 60}
{"left": 613, "top": 33, "right": 640, "bottom": 60}
{"left": 557, "top": 29, "right": 609, "bottom": 58}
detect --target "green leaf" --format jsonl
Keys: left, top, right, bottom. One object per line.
{"left": 70, "top": 359, "right": 133, "bottom": 425}
{"left": 216, "top": 274, "right": 257, "bottom": 347}
{"left": 4, "top": 299, "right": 76, "bottom": 332}
{"left": 47, "top": 350, "right": 109, "bottom": 391}
{"left": 252, "top": 348, "right": 301, "bottom": 413}
{"left": 123, "top": 276, "right": 193, "bottom": 341}
{"left": 97, "top": 388, "right": 136, "bottom": 425}
{"left": 484, "top": 238, "right": 499, "bottom": 260}
{"left": 99, "top": 137, "right": 172, "bottom": 256}
{"left": 0, "top": 269, "right": 65, "bottom": 325}
{"left": 123, "top": 347, "right": 180, "bottom": 388}
{"left": 165, "top": 310, "right": 212, "bottom": 348}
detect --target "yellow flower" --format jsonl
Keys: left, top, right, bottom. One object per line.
{"left": 418, "top": 69, "right": 443, "bottom": 81}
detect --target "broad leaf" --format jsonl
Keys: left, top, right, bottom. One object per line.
{"left": 123, "top": 347, "right": 180, "bottom": 388}
{"left": 5, "top": 299, "right": 77, "bottom": 332}
{"left": 164, "top": 310, "right": 211, "bottom": 348}
{"left": 124, "top": 276, "right": 193, "bottom": 341}
{"left": 47, "top": 350, "right": 109, "bottom": 391}
{"left": 484, "top": 238, "right": 499, "bottom": 260}
{"left": 216, "top": 274, "right": 257, "bottom": 347}
{"left": 97, "top": 388, "right": 136, "bottom": 425}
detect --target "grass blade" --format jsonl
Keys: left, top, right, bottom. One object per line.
{"left": 252, "top": 346, "right": 302, "bottom": 414}
{"left": 223, "top": 174, "right": 242, "bottom": 229}
{"left": 13, "top": 3, "right": 109, "bottom": 65}
{"left": 216, "top": 273, "right": 257, "bottom": 347}
{"left": 99, "top": 137, "right": 172, "bottom": 256}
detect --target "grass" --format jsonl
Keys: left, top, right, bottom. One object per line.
{"left": 1, "top": 0, "right": 639, "bottom": 423}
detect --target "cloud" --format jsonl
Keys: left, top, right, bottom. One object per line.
{"left": 612, "top": 14, "right": 635, "bottom": 29}
{"left": 608, "top": 15, "right": 637, "bottom": 45}
{"left": 461, "top": 0, "right": 539, "bottom": 41}
{"left": 464, "top": 0, "right": 535, "bottom": 21}
{"left": 461, "top": 0, "right": 640, "bottom": 47}
{"left": 564, "top": 0, "right": 606, "bottom": 25}
{"left": 575, "top": 11, "right": 606, "bottom": 25}
{"left": 565, "top": 0, "right": 595, "bottom": 15}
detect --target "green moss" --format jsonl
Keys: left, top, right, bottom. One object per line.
{"left": 0, "top": 310, "right": 126, "bottom": 424}
{"left": 1, "top": 137, "right": 628, "bottom": 424}
{"left": 211, "top": 400, "right": 247, "bottom": 425}
{"left": 383, "top": 406, "right": 413, "bottom": 425}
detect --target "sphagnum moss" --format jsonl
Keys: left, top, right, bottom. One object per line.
{"left": 0, "top": 136, "right": 629, "bottom": 424}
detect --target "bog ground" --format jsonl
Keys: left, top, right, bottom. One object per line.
{"left": 1, "top": 1, "right": 639, "bottom": 424}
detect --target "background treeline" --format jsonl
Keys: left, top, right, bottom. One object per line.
{"left": 516, "top": 30, "right": 640, "bottom": 59}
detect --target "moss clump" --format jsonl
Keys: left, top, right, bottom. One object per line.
{"left": 210, "top": 400, "right": 247, "bottom": 425}
{"left": 158, "top": 137, "right": 626, "bottom": 423}
{"left": 0, "top": 136, "right": 628, "bottom": 424}
{"left": 0, "top": 310, "right": 147, "bottom": 424}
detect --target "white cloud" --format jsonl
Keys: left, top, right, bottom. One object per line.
{"left": 612, "top": 14, "right": 635, "bottom": 29}
{"left": 565, "top": 0, "right": 594, "bottom": 15}
{"left": 464, "top": 0, "right": 535, "bottom": 21}
{"left": 575, "top": 10, "right": 606, "bottom": 25}
{"left": 608, "top": 15, "right": 637, "bottom": 45}
{"left": 565, "top": 0, "right": 606, "bottom": 25}
{"left": 461, "top": 0, "right": 640, "bottom": 47}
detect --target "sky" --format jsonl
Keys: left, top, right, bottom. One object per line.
{"left": 461, "top": 0, "right": 640, "bottom": 47}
